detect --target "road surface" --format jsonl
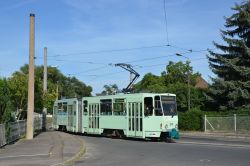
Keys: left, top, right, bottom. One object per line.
{"left": 74, "top": 135, "right": 250, "bottom": 166}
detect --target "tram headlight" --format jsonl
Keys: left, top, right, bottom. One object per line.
{"left": 175, "top": 124, "right": 178, "bottom": 129}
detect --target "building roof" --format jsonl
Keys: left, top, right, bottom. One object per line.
{"left": 195, "top": 76, "right": 209, "bottom": 89}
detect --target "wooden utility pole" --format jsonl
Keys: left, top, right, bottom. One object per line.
{"left": 26, "top": 13, "right": 35, "bottom": 139}
{"left": 42, "top": 47, "right": 47, "bottom": 131}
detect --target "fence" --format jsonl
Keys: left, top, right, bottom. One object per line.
{"left": 0, "top": 124, "right": 6, "bottom": 147}
{"left": 8, "top": 120, "right": 26, "bottom": 143}
{"left": 204, "top": 114, "right": 250, "bottom": 134}
{"left": 0, "top": 117, "right": 43, "bottom": 147}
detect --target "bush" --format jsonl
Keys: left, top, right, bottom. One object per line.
{"left": 178, "top": 108, "right": 250, "bottom": 131}
{"left": 178, "top": 108, "right": 204, "bottom": 131}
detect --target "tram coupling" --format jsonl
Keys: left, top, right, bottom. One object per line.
{"left": 160, "top": 129, "right": 179, "bottom": 143}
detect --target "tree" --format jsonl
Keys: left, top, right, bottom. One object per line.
{"left": 7, "top": 64, "right": 92, "bottom": 115}
{"left": 8, "top": 71, "right": 28, "bottom": 112}
{"left": 134, "top": 61, "right": 206, "bottom": 111}
{"left": 134, "top": 73, "right": 165, "bottom": 92}
{"left": 61, "top": 76, "right": 92, "bottom": 99}
{"left": 207, "top": 1, "right": 250, "bottom": 110}
{"left": 162, "top": 61, "right": 199, "bottom": 85}
{"left": 37, "top": 66, "right": 92, "bottom": 113}
{"left": 102, "top": 84, "right": 119, "bottom": 95}
{"left": 0, "top": 78, "right": 12, "bottom": 123}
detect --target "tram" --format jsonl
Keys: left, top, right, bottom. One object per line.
{"left": 53, "top": 93, "right": 179, "bottom": 141}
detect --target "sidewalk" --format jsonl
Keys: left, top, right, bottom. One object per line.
{"left": 0, "top": 131, "right": 85, "bottom": 166}
{"left": 180, "top": 131, "right": 250, "bottom": 142}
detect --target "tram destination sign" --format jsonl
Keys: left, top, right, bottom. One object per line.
{"left": 161, "top": 96, "right": 175, "bottom": 101}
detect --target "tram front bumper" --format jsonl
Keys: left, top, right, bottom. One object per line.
{"left": 145, "top": 131, "right": 161, "bottom": 138}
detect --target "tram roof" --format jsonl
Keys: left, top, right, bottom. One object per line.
{"left": 54, "top": 93, "right": 176, "bottom": 103}
{"left": 83, "top": 93, "right": 176, "bottom": 100}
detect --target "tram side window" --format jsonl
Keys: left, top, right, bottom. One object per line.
{"left": 155, "top": 96, "right": 163, "bottom": 116}
{"left": 144, "top": 97, "right": 153, "bottom": 116}
{"left": 113, "top": 99, "right": 126, "bottom": 116}
{"left": 83, "top": 100, "right": 88, "bottom": 113}
{"left": 161, "top": 96, "right": 177, "bottom": 116}
{"left": 58, "top": 103, "right": 63, "bottom": 114}
{"left": 63, "top": 102, "right": 67, "bottom": 113}
{"left": 100, "top": 99, "right": 112, "bottom": 115}
{"left": 73, "top": 102, "right": 77, "bottom": 115}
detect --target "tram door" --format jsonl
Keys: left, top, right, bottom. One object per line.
{"left": 53, "top": 105, "right": 58, "bottom": 128}
{"left": 78, "top": 101, "right": 82, "bottom": 133}
{"left": 68, "top": 104, "right": 74, "bottom": 131}
{"left": 128, "top": 102, "right": 143, "bottom": 137}
{"left": 88, "top": 103, "right": 100, "bottom": 134}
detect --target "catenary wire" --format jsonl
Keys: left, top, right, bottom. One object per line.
{"left": 64, "top": 49, "right": 210, "bottom": 77}
{"left": 163, "top": 0, "right": 170, "bottom": 46}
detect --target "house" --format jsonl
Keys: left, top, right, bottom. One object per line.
{"left": 195, "top": 76, "right": 208, "bottom": 89}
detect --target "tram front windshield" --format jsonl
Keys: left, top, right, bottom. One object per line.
{"left": 161, "top": 96, "right": 177, "bottom": 116}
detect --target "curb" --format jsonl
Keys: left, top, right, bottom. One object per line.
{"left": 50, "top": 135, "right": 86, "bottom": 166}
{"left": 180, "top": 132, "right": 250, "bottom": 141}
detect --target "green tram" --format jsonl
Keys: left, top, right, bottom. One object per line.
{"left": 53, "top": 93, "right": 179, "bottom": 140}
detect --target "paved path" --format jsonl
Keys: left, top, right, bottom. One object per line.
{"left": 0, "top": 131, "right": 85, "bottom": 166}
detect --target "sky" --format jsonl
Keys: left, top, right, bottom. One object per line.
{"left": 0, "top": 0, "right": 242, "bottom": 95}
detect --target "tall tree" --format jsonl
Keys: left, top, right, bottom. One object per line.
{"left": 208, "top": 1, "right": 250, "bottom": 110}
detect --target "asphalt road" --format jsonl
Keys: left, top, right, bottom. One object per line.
{"left": 74, "top": 136, "right": 250, "bottom": 166}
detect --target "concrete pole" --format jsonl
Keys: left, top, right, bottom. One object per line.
{"left": 26, "top": 13, "right": 35, "bottom": 140}
{"left": 42, "top": 47, "right": 47, "bottom": 131}
{"left": 187, "top": 71, "right": 190, "bottom": 111}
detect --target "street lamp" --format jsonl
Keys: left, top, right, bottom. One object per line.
{"left": 176, "top": 53, "right": 191, "bottom": 111}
